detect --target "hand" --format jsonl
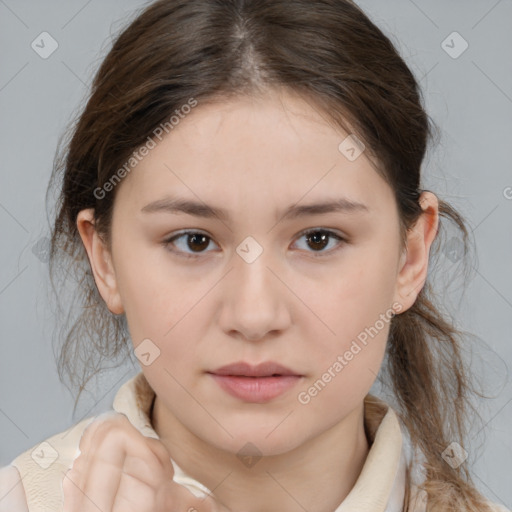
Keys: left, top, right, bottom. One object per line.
{"left": 62, "top": 412, "right": 231, "bottom": 512}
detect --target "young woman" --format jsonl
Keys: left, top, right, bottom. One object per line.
{"left": 1, "top": 0, "right": 509, "bottom": 511}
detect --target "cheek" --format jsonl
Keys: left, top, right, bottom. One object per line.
{"left": 295, "top": 286, "right": 389, "bottom": 427}
{"left": 308, "top": 244, "right": 396, "bottom": 366}
{"left": 113, "top": 240, "right": 188, "bottom": 332}
{"left": 115, "top": 255, "right": 207, "bottom": 371}
{"left": 295, "top": 354, "right": 378, "bottom": 433}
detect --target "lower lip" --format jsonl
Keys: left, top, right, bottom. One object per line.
{"left": 208, "top": 374, "right": 302, "bottom": 403}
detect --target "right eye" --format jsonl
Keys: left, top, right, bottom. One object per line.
{"left": 161, "top": 230, "right": 219, "bottom": 259}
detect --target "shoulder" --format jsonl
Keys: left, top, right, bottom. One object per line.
{"left": 0, "top": 464, "right": 29, "bottom": 512}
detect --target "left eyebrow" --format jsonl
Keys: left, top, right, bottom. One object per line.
{"left": 140, "top": 196, "right": 370, "bottom": 222}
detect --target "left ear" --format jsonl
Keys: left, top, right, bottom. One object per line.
{"left": 393, "top": 191, "right": 439, "bottom": 313}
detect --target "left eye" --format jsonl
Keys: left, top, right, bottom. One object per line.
{"left": 293, "top": 228, "right": 345, "bottom": 256}
{"left": 162, "top": 229, "right": 345, "bottom": 259}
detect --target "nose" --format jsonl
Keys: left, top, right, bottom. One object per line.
{"left": 217, "top": 246, "right": 291, "bottom": 342}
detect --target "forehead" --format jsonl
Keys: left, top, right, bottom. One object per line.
{"left": 115, "top": 89, "right": 395, "bottom": 219}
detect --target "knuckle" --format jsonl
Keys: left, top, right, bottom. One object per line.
{"left": 85, "top": 412, "right": 128, "bottom": 439}
{"left": 75, "top": 412, "right": 131, "bottom": 462}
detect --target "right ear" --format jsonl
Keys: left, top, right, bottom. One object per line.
{"left": 76, "top": 208, "right": 124, "bottom": 315}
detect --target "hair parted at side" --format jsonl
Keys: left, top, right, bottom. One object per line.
{"left": 45, "top": 1, "right": 497, "bottom": 510}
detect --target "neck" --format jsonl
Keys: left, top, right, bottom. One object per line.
{"left": 151, "top": 396, "right": 371, "bottom": 512}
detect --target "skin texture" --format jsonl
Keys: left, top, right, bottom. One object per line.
{"left": 62, "top": 412, "right": 231, "bottom": 512}
{"left": 77, "top": 87, "right": 439, "bottom": 512}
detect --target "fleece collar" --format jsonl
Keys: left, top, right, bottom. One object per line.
{"left": 112, "top": 371, "right": 410, "bottom": 512}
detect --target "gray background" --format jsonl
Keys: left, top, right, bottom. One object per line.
{"left": 0, "top": 0, "right": 511, "bottom": 508}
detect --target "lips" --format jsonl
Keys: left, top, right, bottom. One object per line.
{"left": 207, "top": 361, "right": 303, "bottom": 402}
{"left": 208, "top": 361, "right": 301, "bottom": 377}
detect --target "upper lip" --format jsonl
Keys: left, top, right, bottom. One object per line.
{"left": 208, "top": 361, "right": 302, "bottom": 377}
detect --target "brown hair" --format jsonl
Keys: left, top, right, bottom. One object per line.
{"left": 46, "top": 0, "right": 497, "bottom": 510}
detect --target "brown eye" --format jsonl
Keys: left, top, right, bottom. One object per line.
{"left": 294, "top": 229, "right": 345, "bottom": 257}
{"left": 185, "top": 233, "right": 210, "bottom": 252}
{"left": 306, "top": 231, "right": 330, "bottom": 251}
{"left": 162, "top": 231, "right": 218, "bottom": 259}
{"left": 163, "top": 228, "right": 346, "bottom": 260}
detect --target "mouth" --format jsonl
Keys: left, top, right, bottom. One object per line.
{"left": 208, "top": 360, "right": 302, "bottom": 378}
{"left": 206, "top": 361, "right": 303, "bottom": 403}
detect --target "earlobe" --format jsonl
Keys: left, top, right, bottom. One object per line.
{"left": 76, "top": 208, "right": 124, "bottom": 315}
{"left": 392, "top": 191, "right": 439, "bottom": 312}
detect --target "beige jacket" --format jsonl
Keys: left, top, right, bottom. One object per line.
{"left": 0, "top": 371, "right": 508, "bottom": 512}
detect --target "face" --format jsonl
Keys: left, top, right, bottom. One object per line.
{"left": 78, "top": 87, "right": 436, "bottom": 456}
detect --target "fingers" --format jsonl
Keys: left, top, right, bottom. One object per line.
{"left": 63, "top": 412, "right": 172, "bottom": 512}
{"left": 63, "top": 414, "right": 122, "bottom": 512}
{"left": 144, "top": 436, "right": 175, "bottom": 479}
{"left": 62, "top": 411, "right": 233, "bottom": 512}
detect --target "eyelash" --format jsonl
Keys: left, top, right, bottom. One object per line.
{"left": 161, "top": 228, "right": 346, "bottom": 260}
